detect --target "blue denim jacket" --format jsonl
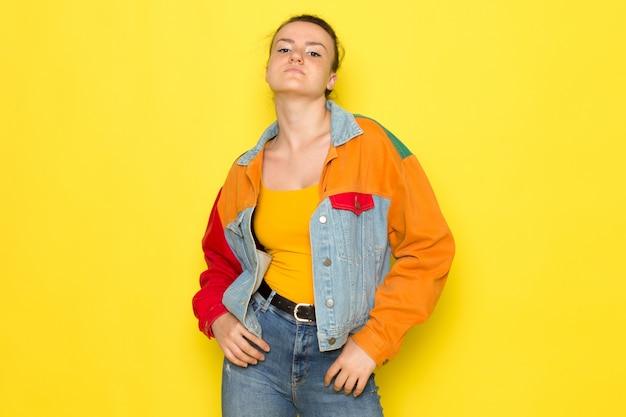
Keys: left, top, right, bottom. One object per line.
{"left": 221, "top": 101, "right": 392, "bottom": 352}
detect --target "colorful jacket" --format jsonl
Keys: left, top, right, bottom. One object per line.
{"left": 192, "top": 100, "right": 455, "bottom": 366}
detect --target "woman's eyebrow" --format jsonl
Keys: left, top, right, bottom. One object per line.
{"left": 275, "top": 38, "right": 328, "bottom": 51}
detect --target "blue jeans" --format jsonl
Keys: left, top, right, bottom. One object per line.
{"left": 221, "top": 292, "right": 384, "bottom": 417}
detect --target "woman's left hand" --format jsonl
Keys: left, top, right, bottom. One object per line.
{"left": 324, "top": 337, "right": 377, "bottom": 397}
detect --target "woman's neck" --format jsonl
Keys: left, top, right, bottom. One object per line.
{"left": 271, "top": 96, "right": 331, "bottom": 151}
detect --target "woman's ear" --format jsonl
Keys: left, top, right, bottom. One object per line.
{"left": 327, "top": 72, "right": 337, "bottom": 92}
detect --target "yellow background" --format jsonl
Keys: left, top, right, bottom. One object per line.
{"left": 2, "top": 1, "right": 625, "bottom": 416}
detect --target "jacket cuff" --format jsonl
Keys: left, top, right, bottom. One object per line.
{"left": 352, "top": 325, "right": 394, "bottom": 367}
{"left": 201, "top": 306, "right": 229, "bottom": 338}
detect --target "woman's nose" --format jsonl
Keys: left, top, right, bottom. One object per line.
{"left": 289, "top": 52, "right": 303, "bottom": 63}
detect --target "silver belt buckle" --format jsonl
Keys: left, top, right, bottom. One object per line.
{"left": 293, "top": 303, "right": 314, "bottom": 322}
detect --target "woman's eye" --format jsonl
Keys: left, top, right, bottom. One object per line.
{"left": 308, "top": 51, "right": 321, "bottom": 57}
{"left": 277, "top": 48, "right": 290, "bottom": 53}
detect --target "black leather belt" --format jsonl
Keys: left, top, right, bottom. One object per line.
{"left": 258, "top": 281, "right": 316, "bottom": 323}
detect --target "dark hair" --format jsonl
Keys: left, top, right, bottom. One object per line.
{"left": 270, "top": 14, "right": 343, "bottom": 97}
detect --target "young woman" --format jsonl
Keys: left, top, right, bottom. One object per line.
{"left": 193, "top": 15, "right": 455, "bottom": 417}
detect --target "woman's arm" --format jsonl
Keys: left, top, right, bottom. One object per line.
{"left": 352, "top": 152, "right": 455, "bottom": 366}
{"left": 192, "top": 189, "right": 270, "bottom": 365}
{"left": 192, "top": 189, "right": 242, "bottom": 337}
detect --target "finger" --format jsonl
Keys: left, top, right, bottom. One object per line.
{"left": 241, "top": 330, "right": 270, "bottom": 353}
{"left": 223, "top": 322, "right": 268, "bottom": 361}
{"left": 221, "top": 335, "right": 262, "bottom": 366}
{"left": 343, "top": 375, "right": 358, "bottom": 395}
{"left": 224, "top": 347, "right": 252, "bottom": 368}
{"left": 237, "top": 335, "right": 267, "bottom": 362}
{"left": 333, "top": 371, "right": 348, "bottom": 393}
{"left": 352, "top": 377, "right": 368, "bottom": 397}
{"left": 324, "top": 361, "right": 341, "bottom": 387}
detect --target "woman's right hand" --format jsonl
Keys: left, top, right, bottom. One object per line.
{"left": 211, "top": 312, "right": 270, "bottom": 367}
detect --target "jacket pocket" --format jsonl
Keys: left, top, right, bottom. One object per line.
{"left": 329, "top": 192, "right": 374, "bottom": 215}
{"left": 327, "top": 193, "right": 376, "bottom": 265}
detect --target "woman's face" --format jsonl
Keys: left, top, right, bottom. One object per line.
{"left": 266, "top": 21, "right": 337, "bottom": 99}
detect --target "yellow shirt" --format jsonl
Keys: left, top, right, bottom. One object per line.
{"left": 253, "top": 182, "right": 318, "bottom": 304}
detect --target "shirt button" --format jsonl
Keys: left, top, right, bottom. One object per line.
{"left": 326, "top": 299, "right": 334, "bottom": 308}
{"left": 323, "top": 258, "right": 331, "bottom": 266}
{"left": 328, "top": 338, "right": 336, "bottom": 345}
{"left": 319, "top": 215, "right": 327, "bottom": 224}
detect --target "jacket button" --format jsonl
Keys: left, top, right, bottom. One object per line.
{"left": 326, "top": 299, "right": 334, "bottom": 308}
{"left": 328, "top": 338, "right": 336, "bottom": 345}
{"left": 323, "top": 258, "right": 331, "bottom": 266}
{"left": 319, "top": 215, "right": 327, "bottom": 224}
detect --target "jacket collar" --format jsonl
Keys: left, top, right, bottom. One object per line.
{"left": 237, "top": 100, "right": 363, "bottom": 166}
